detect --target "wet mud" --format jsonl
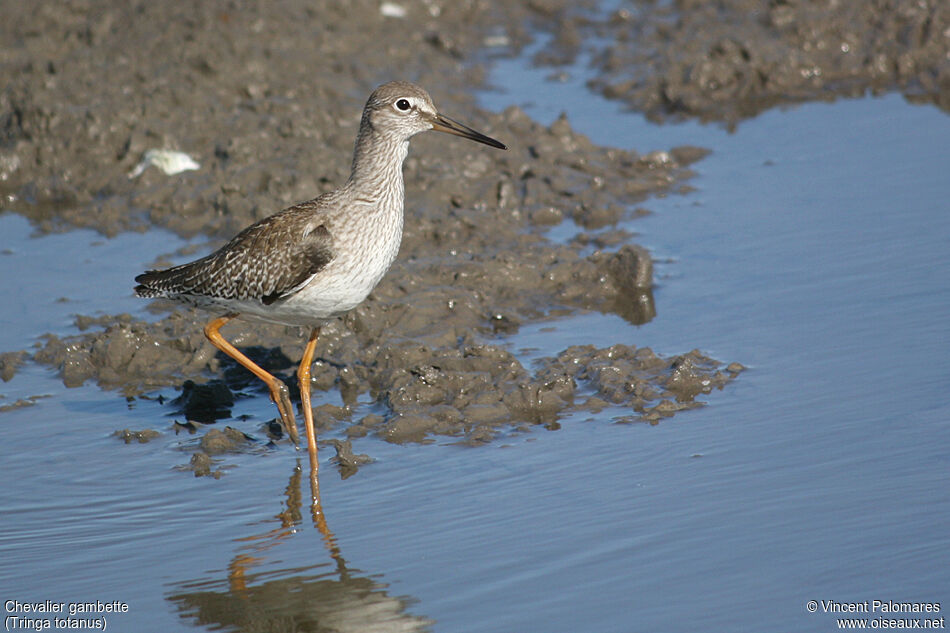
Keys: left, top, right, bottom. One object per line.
{"left": 113, "top": 428, "right": 161, "bottom": 444}
{"left": 0, "top": 0, "right": 764, "bottom": 469}
{"left": 0, "top": 351, "right": 27, "bottom": 382}
{"left": 533, "top": 0, "right": 950, "bottom": 125}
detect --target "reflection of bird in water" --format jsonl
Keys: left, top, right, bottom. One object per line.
{"left": 168, "top": 563, "right": 432, "bottom": 633}
{"left": 167, "top": 460, "right": 433, "bottom": 632}
{"left": 135, "top": 81, "right": 506, "bottom": 476}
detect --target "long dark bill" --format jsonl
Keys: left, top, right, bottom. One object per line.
{"left": 429, "top": 113, "right": 508, "bottom": 150}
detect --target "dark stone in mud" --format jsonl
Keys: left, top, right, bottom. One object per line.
{"left": 220, "top": 347, "right": 294, "bottom": 391}
{"left": 263, "top": 419, "right": 287, "bottom": 441}
{"left": 172, "top": 380, "right": 234, "bottom": 424}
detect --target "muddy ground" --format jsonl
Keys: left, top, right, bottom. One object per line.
{"left": 4, "top": 0, "right": 938, "bottom": 469}
{"left": 533, "top": 0, "right": 950, "bottom": 126}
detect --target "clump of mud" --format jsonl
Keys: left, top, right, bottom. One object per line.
{"left": 0, "top": 394, "right": 50, "bottom": 413}
{"left": 186, "top": 452, "right": 226, "bottom": 479}
{"left": 326, "top": 439, "right": 374, "bottom": 479}
{"left": 113, "top": 428, "right": 161, "bottom": 444}
{"left": 172, "top": 427, "right": 259, "bottom": 478}
{"left": 367, "top": 342, "right": 742, "bottom": 444}
{"left": 0, "top": 351, "right": 27, "bottom": 382}
{"left": 533, "top": 0, "right": 950, "bottom": 125}
{"left": 33, "top": 313, "right": 215, "bottom": 394}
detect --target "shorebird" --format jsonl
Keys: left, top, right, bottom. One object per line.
{"left": 135, "top": 81, "right": 506, "bottom": 469}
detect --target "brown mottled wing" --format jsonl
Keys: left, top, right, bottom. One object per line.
{"left": 134, "top": 202, "right": 334, "bottom": 304}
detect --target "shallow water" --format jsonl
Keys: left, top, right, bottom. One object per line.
{"left": 3, "top": 42, "right": 950, "bottom": 633}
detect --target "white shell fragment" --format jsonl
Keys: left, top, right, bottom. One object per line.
{"left": 379, "top": 2, "right": 406, "bottom": 18}
{"left": 483, "top": 35, "right": 510, "bottom": 48}
{"left": 128, "top": 149, "right": 201, "bottom": 178}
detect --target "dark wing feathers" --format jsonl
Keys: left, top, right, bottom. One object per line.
{"left": 134, "top": 208, "right": 334, "bottom": 304}
{"left": 260, "top": 224, "right": 333, "bottom": 304}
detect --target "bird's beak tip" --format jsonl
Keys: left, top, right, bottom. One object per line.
{"left": 430, "top": 113, "right": 508, "bottom": 151}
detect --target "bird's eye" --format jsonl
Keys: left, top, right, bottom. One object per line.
{"left": 395, "top": 98, "right": 411, "bottom": 112}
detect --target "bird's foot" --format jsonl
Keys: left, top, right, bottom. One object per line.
{"left": 269, "top": 379, "right": 300, "bottom": 446}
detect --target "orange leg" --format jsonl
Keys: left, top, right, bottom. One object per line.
{"left": 297, "top": 328, "right": 321, "bottom": 479}
{"left": 204, "top": 315, "right": 300, "bottom": 446}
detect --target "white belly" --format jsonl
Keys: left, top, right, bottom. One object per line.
{"left": 233, "top": 217, "right": 403, "bottom": 326}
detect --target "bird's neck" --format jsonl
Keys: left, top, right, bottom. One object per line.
{"left": 345, "top": 126, "right": 409, "bottom": 207}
